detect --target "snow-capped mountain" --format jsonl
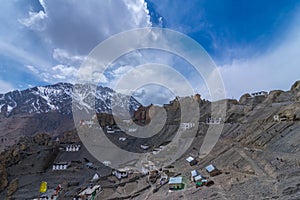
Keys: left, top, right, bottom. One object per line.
{"left": 0, "top": 83, "right": 141, "bottom": 117}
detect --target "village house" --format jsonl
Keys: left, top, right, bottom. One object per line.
{"left": 191, "top": 170, "right": 200, "bottom": 182}
{"left": 206, "top": 117, "right": 222, "bottom": 124}
{"left": 128, "top": 127, "right": 137, "bottom": 132}
{"left": 168, "top": 177, "right": 184, "bottom": 190}
{"left": 112, "top": 170, "right": 128, "bottom": 179}
{"left": 140, "top": 144, "right": 150, "bottom": 150}
{"left": 181, "top": 122, "right": 195, "bottom": 130}
{"left": 122, "top": 119, "right": 131, "bottom": 124}
{"left": 79, "top": 120, "right": 95, "bottom": 127}
{"left": 86, "top": 162, "right": 93, "bottom": 168}
{"left": 102, "top": 160, "right": 111, "bottom": 166}
{"left": 186, "top": 156, "right": 197, "bottom": 166}
{"left": 205, "top": 164, "right": 221, "bottom": 177}
{"left": 52, "top": 162, "right": 70, "bottom": 170}
{"left": 85, "top": 162, "right": 99, "bottom": 170}
{"left": 160, "top": 174, "right": 168, "bottom": 185}
{"left": 106, "top": 127, "right": 115, "bottom": 134}
{"left": 194, "top": 174, "right": 204, "bottom": 182}
{"left": 250, "top": 91, "right": 268, "bottom": 97}
{"left": 118, "top": 137, "right": 126, "bottom": 141}
{"left": 152, "top": 146, "right": 164, "bottom": 155}
{"left": 75, "top": 185, "right": 101, "bottom": 200}
{"left": 115, "top": 128, "right": 122, "bottom": 133}
{"left": 55, "top": 137, "right": 60, "bottom": 143}
{"left": 91, "top": 173, "right": 100, "bottom": 182}
{"left": 65, "top": 144, "right": 81, "bottom": 152}
{"left": 195, "top": 179, "right": 215, "bottom": 188}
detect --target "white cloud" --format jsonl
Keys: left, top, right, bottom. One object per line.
{"left": 0, "top": 41, "right": 52, "bottom": 68}
{"left": 124, "top": 0, "right": 151, "bottom": 26}
{"left": 132, "top": 85, "right": 175, "bottom": 105}
{"left": 51, "top": 64, "right": 78, "bottom": 82}
{"left": 26, "top": 65, "right": 39, "bottom": 74}
{"left": 112, "top": 64, "right": 195, "bottom": 102}
{"left": 5, "top": 0, "right": 298, "bottom": 105}
{"left": 52, "top": 74, "right": 66, "bottom": 80}
{"left": 0, "top": 0, "right": 152, "bottom": 89}
{"left": 52, "top": 48, "right": 85, "bottom": 63}
{"left": 13, "top": 0, "right": 152, "bottom": 86}
{"left": 0, "top": 80, "right": 15, "bottom": 93}
{"left": 219, "top": 15, "right": 300, "bottom": 99}
{"left": 18, "top": 10, "right": 47, "bottom": 31}
{"left": 111, "top": 65, "right": 134, "bottom": 77}
{"left": 52, "top": 65, "right": 77, "bottom": 74}
{"left": 21, "top": 0, "right": 151, "bottom": 56}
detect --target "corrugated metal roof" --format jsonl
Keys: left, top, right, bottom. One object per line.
{"left": 168, "top": 177, "right": 183, "bottom": 184}
{"left": 194, "top": 175, "right": 203, "bottom": 182}
{"left": 205, "top": 164, "right": 216, "bottom": 173}
{"left": 191, "top": 170, "right": 199, "bottom": 177}
{"left": 186, "top": 156, "right": 194, "bottom": 162}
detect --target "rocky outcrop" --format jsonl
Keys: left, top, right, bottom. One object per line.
{"left": 0, "top": 164, "right": 8, "bottom": 192}
{"left": 291, "top": 80, "right": 300, "bottom": 92}
{"left": 266, "top": 90, "right": 284, "bottom": 103}
{"left": 33, "top": 133, "right": 51, "bottom": 145}
{"left": 6, "top": 178, "right": 18, "bottom": 198}
{"left": 239, "top": 93, "right": 251, "bottom": 104}
{"left": 279, "top": 109, "right": 297, "bottom": 121}
{"left": 291, "top": 80, "right": 300, "bottom": 101}
{"left": 133, "top": 105, "right": 153, "bottom": 126}
{"left": 0, "top": 145, "right": 21, "bottom": 167}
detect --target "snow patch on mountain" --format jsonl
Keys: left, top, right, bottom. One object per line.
{"left": 0, "top": 83, "right": 141, "bottom": 117}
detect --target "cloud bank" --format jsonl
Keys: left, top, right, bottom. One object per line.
{"left": 0, "top": 0, "right": 299, "bottom": 105}
{"left": 0, "top": 0, "right": 152, "bottom": 91}
{"left": 219, "top": 13, "right": 300, "bottom": 99}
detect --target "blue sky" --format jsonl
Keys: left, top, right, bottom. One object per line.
{"left": 0, "top": 0, "right": 300, "bottom": 104}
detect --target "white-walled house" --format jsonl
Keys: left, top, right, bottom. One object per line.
{"left": 112, "top": 170, "right": 128, "bottom": 179}
{"left": 206, "top": 117, "right": 222, "bottom": 124}
{"left": 52, "top": 162, "right": 70, "bottom": 170}
{"left": 250, "top": 91, "right": 268, "bottom": 97}
{"left": 186, "top": 156, "right": 197, "bottom": 166}
{"left": 140, "top": 144, "right": 150, "bottom": 150}
{"left": 119, "top": 137, "right": 126, "bottom": 141}
{"left": 65, "top": 144, "right": 81, "bottom": 152}
{"left": 181, "top": 122, "right": 195, "bottom": 130}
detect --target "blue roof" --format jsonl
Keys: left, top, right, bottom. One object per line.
{"left": 194, "top": 175, "right": 203, "bottom": 182}
{"left": 191, "top": 170, "right": 199, "bottom": 177}
{"left": 205, "top": 164, "right": 216, "bottom": 173}
{"left": 168, "top": 177, "right": 183, "bottom": 184}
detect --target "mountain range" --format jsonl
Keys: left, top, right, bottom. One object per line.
{"left": 0, "top": 82, "right": 141, "bottom": 117}
{"left": 0, "top": 80, "right": 300, "bottom": 199}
